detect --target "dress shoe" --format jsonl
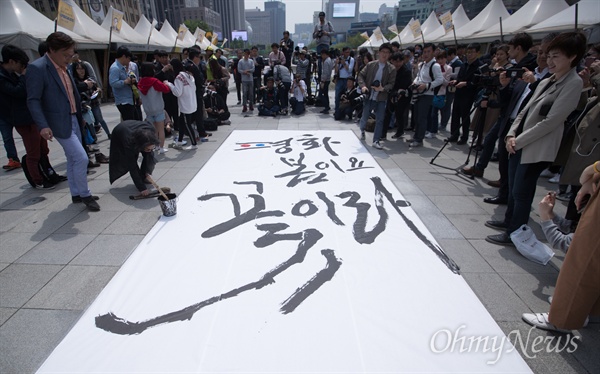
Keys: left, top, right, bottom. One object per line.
{"left": 95, "top": 152, "right": 109, "bottom": 164}
{"left": 81, "top": 195, "right": 101, "bottom": 211}
{"left": 490, "top": 153, "right": 499, "bottom": 162}
{"left": 484, "top": 196, "right": 507, "bottom": 205}
{"left": 485, "top": 233, "right": 515, "bottom": 246}
{"left": 462, "top": 165, "right": 483, "bottom": 177}
{"left": 88, "top": 160, "right": 100, "bottom": 168}
{"left": 456, "top": 138, "right": 468, "bottom": 145}
{"left": 487, "top": 179, "right": 501, "bottom": 188}
{"left": 485, "top": 220, "right": 508, "bottom": 230}
{"left": 445, "top": 136, "right": 458, "bottom": 142}
{"left": 391, "top": 133, "right": 404, "bottom": 139}
{"left": 72, "top": 195, "right": 99, "bottom": 203}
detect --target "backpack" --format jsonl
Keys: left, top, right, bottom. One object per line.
{"left": 428, "top": 62, "right": 442, "bottom": 96}
{"left": 21, "top": 154, "right": 62, "bottom": 188}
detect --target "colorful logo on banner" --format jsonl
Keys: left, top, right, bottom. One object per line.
{"left": 57, "top": 0, "right": 75, "bottom": 31}
{"left": 440, "top": 11, "right": 453, "bottom": 33}
{"left": 112, "top": 9, "right": 123, "bottom": 32}
{"left": 409, "top": 19, "right": 422, "bottom": 39}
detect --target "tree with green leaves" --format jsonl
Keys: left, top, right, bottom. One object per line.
{"left": 183, "top": 19, "right": 212, "bottom": 34}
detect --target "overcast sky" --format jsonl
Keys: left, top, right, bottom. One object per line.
{"left": 244, "top": 0, "right": 398, "bottom": 34}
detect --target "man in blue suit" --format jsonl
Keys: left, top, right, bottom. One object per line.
{"left": 26, "top": 32, "right": 100, "bottom": 211}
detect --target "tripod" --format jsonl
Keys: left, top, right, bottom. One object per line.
{"left": 430, "top": 88, "right": 493, "bottom": 178}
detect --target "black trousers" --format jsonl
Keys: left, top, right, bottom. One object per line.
{"left": 450, "top": 92, "right": 475, "bottom": 140}
{"left": 117, "top": 104, "right": 140, "bottom": 121}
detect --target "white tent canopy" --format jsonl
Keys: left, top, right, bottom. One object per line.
{"left": 424, "top": 4, "right": 470, "bottom": 45}
{"left": 358, "top": 27, "right": 389, "bottom": 49}
{"left": 526, "top": 0, "right": 600, "bottom": 34}
{"left": 101, "top": 6, "right": 149, "bottom": 47}
{"left": 471, "top": 0, "right": 570, "bottom": 42}
{"left": 402, "top": 11, "right": 441, "bottom": 45}
{"left": 60, "top": 0, "right": 129, "bottom": 45}
{"left": 390, "top": 18, "right": 415, "bottom": 46}
{"left": 434, "top": 0, "right": 510, "bottom": 43}
{"left": 134, "top": 15, "right": 174, "bottom": 49}
{"left": 0, "top": 0, "right": 99, "bottom": 52}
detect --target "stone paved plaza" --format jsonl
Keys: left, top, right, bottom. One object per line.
{"left": 1, "top": 87, "right": 599, "bottom": 373}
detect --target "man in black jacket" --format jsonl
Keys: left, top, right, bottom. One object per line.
{"left": 334, "top": 77, "right": 361, "bottom": 120}
{"left": 251, "top": 46, "right": 265, "bottom": 103}
{"left": 109, "top": 120, "right": 158, "bottom": 196}
{"left": 383, "top": 52, "right": 413, "bottom": 139}
{"left": 448, "top": 43, "right": 483, "bottom": 144}
{"left": 186, "top": 47, "right": 210, "bottom": 138}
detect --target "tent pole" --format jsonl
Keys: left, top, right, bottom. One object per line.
{"left": 54, "top": 19, "right": 58, "bottom": 33}
{"left": 499, "top": 17, "right": 504, "bottom": 43}
{"left": 575, "top": 3, "right": 579, "bottom": 30}
{"left": 103, "top": 26, "right": 113, "bottom": 101}
{"left": 421, "top": 33, "right": 425, "bottom": 45}
{"left": 452, "top": 28, "right": 457, "bottom": 48}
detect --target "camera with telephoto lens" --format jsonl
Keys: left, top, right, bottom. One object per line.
{"left": 371, "top": 80, "right": 381, "bottom": 88}
{"left": 352, "top": 93, "right": 368, "bottom": 105}
{"left": 316, "top": 27, "right": 324, "bottom": 39}
{"left": 473, "top": 64, "right": 501, "bottom": 87}
{"left": 390, "top": 89, "right": 408, "bottom": 104}
{"left": 205, "top": 89, "right": 218, "bottom": 98}
{"left": 277, "top": 81, "right": 286, "bottom": 91}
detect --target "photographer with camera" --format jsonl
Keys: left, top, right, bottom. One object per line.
{"left": 382, "top": 52, "right": 412, "bottom": 139}
{"left": 110, "top": 46, "right": 140, "bottom": 121}
{"left": 407, "top": 43, "right": 443, "bottom": 148}
{"left": 203, "top": 84, "right": 231, "bottom": 126}
{"left": 258, "top": 77, "right": 280, "bottom": 117}
{"left": 280, "top": 31, "right": 294, "bottom": 70}
{"left": 357, "top": 43, "right": 396, "bottom": 149}
{"left": 290, "top": 74, "right": 307, "bottom": 115}
{"left": 250, "top": 46, "right": 265, "bottom": 103}
{"left": 313, "top": 11, "right": 334, "bottom": 81}
{"left": 273, "top": 62, "right": 292, "bottom": 115}
{"left": 295, "top": 50, "right": 311, "bottom": 97}
{"left": 318, "top": 49, "right": 334, "bottom": 114}
{"left": 334, "top": 47, "right": 355, "bottom": 114}
{"left": 334, "top": 77, "right": 361, "bottom": 121}
{"left": 447, "top": 43, "right": 483, "bottom": 145}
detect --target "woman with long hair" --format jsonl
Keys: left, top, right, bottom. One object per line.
{"left": 71, "top": 61, "right": 111, "bottom": 139}
{"left": 208, "top": 57, "right": 230, "bottom": 105}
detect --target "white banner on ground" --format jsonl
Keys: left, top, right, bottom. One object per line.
{"left": 38, "top": 131, "right": 531, "bottom": 373}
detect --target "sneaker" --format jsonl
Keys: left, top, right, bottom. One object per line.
{"left": 159, "top": 147, "right": 169, "bottom": 154}
{"left": 3, "top": 158, "right": 21, "bottom": 171}
{"left": 372, "top": 141, "right": 383, "bottom": 149}
{"left": 34, "top": 181, "right": 55, "bottom": 190}
{"left": 409, "top": 141, "right": 422, "bottom": 147}
{"left": 237, "top": 101, "right": 241, "bottom": 105}
{"left": 549, "top": 174, "right": 560, "bottom": 183}
{"left": 521, "top": 313, "right": 575, "bottom": 333}
{"left": 173, "top": 140, "right": 187, "bottom": 148}
{"left": 391, "top": 133, "right": 404, "bottom": 139}
{"left": 81, "top": 195, "right": 100, "bottom": 211}
{"left": 249, "top": 104, "right": 254, "bottom": 111}
{"left": 242, "top": 106, "right": 248, "bottom": 112}
{"left": 185, "top": 145, "right": 198, "bottom": 150}
{"left": 540, "top": 168, "right": 555, "bottom": 178}
{"left": 456, "top": 138, "right": 468, "bottom": 145}
{"left": 424, "top": 132, "right": 436, "bottom": 139}
{"left": 222, "top": 120, "right": 231, "bottom": 125}
{"left": 556, "top": 191, "right": 573, "bottom": 202}
{"left": 199, "top": 137, "right": 209, "bottom": 143}
{"left": 360, "top": 132, "right": 365, "bottom": 140}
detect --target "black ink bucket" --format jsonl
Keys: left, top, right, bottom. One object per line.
{"left": 158, "top": 193, "right": 178, "bottom": 217}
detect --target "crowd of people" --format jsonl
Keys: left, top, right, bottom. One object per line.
{"left": 0, "top": 22, "right": 599, "bottom": 337}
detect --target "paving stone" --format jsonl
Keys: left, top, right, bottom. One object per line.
{"left": 0, "top": 308, "right": 81, "bottom": 374}
{"left": 502, "top": 272, "right": 558, "bottom": 313}
{"left": 0, "top": 307, "right": 17, "bottom": 326}
{"left": 462, "top": 273, "right": 530, "bottom": 322}
{"left": 470, "top": 240, "right": 558, "bottom": 274}
{"left": 436, "top": 239, "right": 494, "bottom": 273}
{"left": 25, "top": 265, "right": 118, "bottom": 310}
{"left": 55, "top": 210, "right": 122, "bottom": 235}
{"left": 416, "top": 180, "right": 464, "bottom": 196}
{"left": 103, "top": 211, "right": 160, "bottom": 235}
{"left": 0, "top": 209, "right": 34, "bottom": 233}
{"left": 445, "top": 214, "right": 504, "bottom": 240}
{"left": 429, "top": 195, "right": 488, "bottom": 215}
{"left": 0, "top": 232, "right": 42, "bottom": 263}
{"left": 70, "top": 234, "right": 143, "bottom": 266}
{"left": 16, "top": 234, "right": 96, "bottom": 265}
{"left": 9, "top": 209, "right": 80, "bottom": 236}
{"left": 0, "top": 263, "right": 8, "bottom": 272}
{"left": 0, "top": 264, "right": 62, "bottom": 308}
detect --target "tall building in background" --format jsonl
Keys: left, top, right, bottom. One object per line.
{"left": 245, "top": 8, "right": 271, "bottom": 46}
{"left": 139, "top": 0, "right": 159, "bottom": 23}
{"left": 264, "top": 1, "right": 286, "bottom": 43}
{"left": 324, "top": 0, "right": 359, "bottom": 42}
{"left": 214, "top": 0, "right": 246, "bottom": 41}
{"left": 180, "top": 5, "right": 223, "bottom": 36}
{"left": 27, "top": 0, "right": 142, "bottom": 25}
